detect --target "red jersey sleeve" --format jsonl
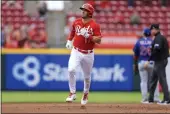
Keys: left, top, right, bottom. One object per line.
{"left": 93, "top": 24, "right": 102, "bottom": 37}
{"left": 67, "top": 21, "right": 75, "bottom": 41}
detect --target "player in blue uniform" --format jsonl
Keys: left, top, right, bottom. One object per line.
{"left": 133, "top": 28, "right": 160, "bottom": 103}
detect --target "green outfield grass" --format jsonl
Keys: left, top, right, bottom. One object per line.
{"left": 2, "top": 91, "right": 163, "bottom": 103}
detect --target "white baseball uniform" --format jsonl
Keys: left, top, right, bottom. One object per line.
{"left": 66, "top": 18, "right": 102, "bottom": 94}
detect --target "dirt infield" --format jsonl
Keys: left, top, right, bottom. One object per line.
{"left": 2, "top": 103, "right": 170, "bottom": 113}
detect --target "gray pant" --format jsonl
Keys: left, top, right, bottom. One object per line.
{"left": 138, "top": 60, "right": 160, "bottom": 101}
{"left": 149, "top": 59, "right": 170, "bottom": 101}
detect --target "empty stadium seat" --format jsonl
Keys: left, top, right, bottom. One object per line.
{"left": 66, "top": 0, "right": 169, "bottom": 38}
{"left": 1, "top": 1, "right": 46, "bottom": 29}
{"left": 1, "top": 0, "right": 47, "bottom": 48}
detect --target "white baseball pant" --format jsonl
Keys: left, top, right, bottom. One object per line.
{"left": 138, "top": 60, "right": 160, "bottom": 101}
{"left": 68, "top": 48, "right": 94, "bottom": 93}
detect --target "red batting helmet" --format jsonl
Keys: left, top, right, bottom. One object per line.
{"left": 80, "top": 3, "right": 94, "bottom": 17}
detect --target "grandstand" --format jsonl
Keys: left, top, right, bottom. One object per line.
{"left": 67, "top": 0, "right": 170, "bottom": 46}
{"left": 1, "top": 0, "right": 46, "bottom": 48}
{"left": 1, "top": 0, "right": 170, "bottom": 48}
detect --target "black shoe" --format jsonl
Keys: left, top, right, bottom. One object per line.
{"left": 157, "top": 100, "right": 170, "bottom": 105}
{"left": 148, "top": 100, "right": 154, "bottom": 103}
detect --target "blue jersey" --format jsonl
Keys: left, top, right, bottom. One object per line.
{"left": 133, "top": 37, "right": 152, "bottom": 62}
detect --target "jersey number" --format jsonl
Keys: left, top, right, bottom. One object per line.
{"left": 140, "top": 46, "right": 151, "bottom": 56}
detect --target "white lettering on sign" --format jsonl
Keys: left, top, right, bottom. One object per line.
{"left": 12, "top": 56, "right": 128, "bottom": 87}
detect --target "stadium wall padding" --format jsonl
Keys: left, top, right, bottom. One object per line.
{"left": 1, "top": 54, "right": 6, "bottom": 90}
{"left": 1, "top": 48, "right": 142, "bottom": 91}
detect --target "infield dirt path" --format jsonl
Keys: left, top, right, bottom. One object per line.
{"left": 2, "top": 103, "right": 170, "bottom": 113}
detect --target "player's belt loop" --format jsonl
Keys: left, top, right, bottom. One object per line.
{"left": 88, "top": 50, "right": 93, "bottom": 54}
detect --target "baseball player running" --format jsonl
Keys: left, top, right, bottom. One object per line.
{"left": 65, "top": 3, "right": 102, "bottom": 105}
{"left": 133, "top": 28, "right": 160, "bottom": 103}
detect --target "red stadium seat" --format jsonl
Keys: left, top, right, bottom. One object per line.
{"left": 99, "top": 11, "right": 106, "bottom": 17}
{"left": 168, "top": 24, "right": 170, "bottom": 29}
{"left": 149, "top": 12, "right": 157, "bottom": 17}
{"left": 110, "top": 1, "right": 117, "bottom": 5}
{"left": 152, "top": 0, "right": 158, "bottom": 6}
{"left": 140, "top": 12, "right": 147, "bottom": 18}
{"left": 136, "top": 6, "right": 142, "bottom": 12}
{"left": 106, "top": 12, "right": 114, "bottom": 17}
{"left": 111, "top": 6, "right": 117, "bottom": 12}
{"left": 101, "top": 30, "right": 108, "bottom": 34}
{"left": 124, "top": 12, "right": 130, "bottom": 17}
{"left": 125, "top": 24, "right": 130, "bottom": 29}
{"left": 108, "top": 17, "right": 114, "bottom": 23}
{"left": 141, "top": 18, "right": 147, "bottom": 24}
{"left": 159, "top": 24, "right": 167, "bottom": 30}
{"left": 108, "top": 24, "right": 115, "bottom": 30}
{"left": 1, "top": 0, "right": 47, "bottom": 48}
{"left": 124, "top": 18, "right": 130, "bottom": 24}
{"left": 168, "top": 31, "right": 170, "bottom": 35}
{"left": 119, "top": 0, "right": 127, "bottom": 6}
{"left": 166, "top": 12, "right": 170, "bottom": 17}
{"left": 158, "top": 18, "right": 164, "bottom": 24}
{"left": 152, "top": 6, "right": 159, "bottom": 12}
{"left": 119, "top": 6, "right": 126, "bottom": 11}
{"left": 100, "top": 23, "right": 107, "bottom": 29}
{"left": 160, "top": 7, "right": 168, "bottom": 12}
{"left": 143, "top": 6, "right": 151, "bottom": 11}
{"left": 63, "top": 0, "right": 170, "bottom": 39}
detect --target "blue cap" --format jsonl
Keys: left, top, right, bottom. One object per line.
{"left": 143, "top": 28, "right": 151, "bottom": 36}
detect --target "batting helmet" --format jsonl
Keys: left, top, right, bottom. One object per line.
{"left": 143, "top": 28, "right": 151, "bottom": 37}
{"left": 80, "top": 3, "right": 94, "bottom": 17}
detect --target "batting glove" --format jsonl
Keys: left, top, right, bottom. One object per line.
{"left": 66, "top": 40, "right": 73, "bottom": 50}
{"left": 80, "top": 28, "right": 90, "bottom": 39}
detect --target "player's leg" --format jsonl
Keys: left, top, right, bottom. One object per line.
{"left": 138, "top": 61, "right": 149, "bottom": 103}
{"left": 147, "top": 62, "right": 160, "bottom": 102}
{"left": 66, "top": 48, "right": 81, "bottom": 102}
{"left": 80, "top": 52, "right": 94, "bottom": 105}
{"left": 154, "top": 82, "right": 160, "bottom": 102}
{"left": 148, "top": 65, "right": 158, "bottom": 102}
{"left": 156, "top": 60, "right": 170, "bottom": 104}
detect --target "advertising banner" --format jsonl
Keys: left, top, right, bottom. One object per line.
{"left": 5, "top": 54, "right": 133, "bottom": 91}
{"left": 1, "top": 54, "right": 5, "bottom": 90}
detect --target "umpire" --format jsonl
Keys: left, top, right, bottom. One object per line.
{"left": 144, "top": 24, "right": 170, "bottom": 105}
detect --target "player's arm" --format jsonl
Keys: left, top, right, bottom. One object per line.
{"left": 133, "top": 40, "right": 140, "bottom": 61}
{"left": 66, "top": 21, "right": 75, "bottom": 49}
{"left": 133, "top": 40, "right": 140, "bottom": 73}
{"left": 91, "top": 36, "right": 102, "bottom": 44}
{"left": 91, "top": 24, "right": 102, "bottom": 44}
{"left": 67, "top": 22, "right": 75, "bottom": 41}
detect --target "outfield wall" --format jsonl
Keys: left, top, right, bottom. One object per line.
{"left": 1, "top": 49, "right": 170, "bottom": 91}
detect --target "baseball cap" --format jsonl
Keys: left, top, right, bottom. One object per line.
{"left": 143, "top": 28, "right": 151, "bottom": 36}
{"left": 150, "top": 24, "right": 159, "bottom": 30}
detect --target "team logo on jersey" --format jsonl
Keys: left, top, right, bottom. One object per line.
{"left": 75, "top": 25, "right": 93, "bottom": 36}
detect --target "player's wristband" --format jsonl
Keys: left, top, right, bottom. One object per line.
{"left": 133, "top": 56, "right": 138, "bottom": 61}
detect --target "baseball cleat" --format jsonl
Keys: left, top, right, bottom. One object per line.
{"left": 141, "top": 99, "right": 148, "bottom": 104}
{"left": 141, "top": 100, "right": 154, "bottom": 104}
{"left": 154, "top": 98, "right": 161, "bottom": 103}
{"left": 81, "top": 93, "right": 88, "bottom": 105}
{"left": 157, "top": 100, "right": 170, "bottom": 105}
{"left": 66, "top": 92, "right": 76, "bottom": 102}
